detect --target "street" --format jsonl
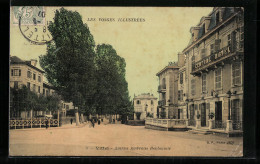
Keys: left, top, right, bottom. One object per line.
{"left": 9, "top": 122, "right": 243, "bottom": 156}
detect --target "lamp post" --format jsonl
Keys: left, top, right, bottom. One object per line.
{"left": 185, "top": 99, "right": 189, "bottom": 119}
{"left": 145, "top": 104, "right": 148, "bottom": 118}
{"left": 226, "top": 90, "right": 232, "bottom": 120}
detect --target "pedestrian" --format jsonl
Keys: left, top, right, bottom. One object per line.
{"left": 92, "top": 119, "right": 95, "bottom": 128}
{"left": 98, "top": 119, "right": 101, "bottom": 125}
{"left": 70, "top": 118, "right": 73, "bottom": 125}
{"left": 45, "top": 119, "right": 48, "bottom": 129}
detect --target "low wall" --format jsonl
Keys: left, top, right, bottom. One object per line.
{"left": 145, "top": 118, "right": 188, "bottom": 131}
{"left": 126, "top": 120, "right": 145, "bottom": 126}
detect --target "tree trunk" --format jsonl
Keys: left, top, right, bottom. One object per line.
{"left": 75, "top": 106, "right": 80, "bottom": 126}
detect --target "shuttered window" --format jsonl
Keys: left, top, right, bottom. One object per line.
{"left": 202, "top": 74, "right": 207, "bottom": 93}
{"left": 215, "top": 68, "right": 222, "bottom": 90}
{"left": 191, "top": 79, "right": 196, "bottom": 95}
{"left": 232, "top": 62, "right": 241, "bottom": 86}
{"left": 200, "top": 48, "right": 206, "bottom": 59}
{"left": 180, "top": 72, "right": 183, "bottom": 84}
{"left": 215, "top": 39, "right": 221, "bottom": 52}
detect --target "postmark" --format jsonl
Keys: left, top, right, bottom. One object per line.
{"left": 15, "top": 6, "right": 53, "bottom": 45}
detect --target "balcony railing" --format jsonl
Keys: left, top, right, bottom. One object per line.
{"left": 232, "top": 121, "right": 243, "bottom": 130}
{"left": 158, "top": 85, "right": 166, "bottom": 92}
{"left": 145, "top": 118, "right": 187, "bottom": 128}
{"left": 158, "top": 100, "right": 166, "bottom": 106}
{"left": 188, "top": 119, "right": 196, "bottom": 126}
{"left": 215, "top": 120, "right": 226, "bottom": 129}
{"left": 191, "top": 43, "right": 243, "bottom": 74}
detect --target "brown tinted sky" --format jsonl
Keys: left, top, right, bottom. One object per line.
{"left": 10, "top": 7, "right": 213, "bottom": 99}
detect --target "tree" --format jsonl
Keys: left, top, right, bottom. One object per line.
{"left": 95, "top": 44, "right": 132, "bottom": 117}
{"left": 39, "top": 8, "right": 96, "bottom": 125}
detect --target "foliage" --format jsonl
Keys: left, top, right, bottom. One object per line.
{"left": 146, "top": 112, "right": 153, "bottom": 118}
{"left": 39, "top": 8, "right": 96, "bottom": 111}
{"left": 10, "top": 86, "right": 61, "bottom": 118}
{"left": 94, "top": 44, "right": 132, "bottom": 115}
{"left": 208, "top": 112, "right": 215, "bottom": 119}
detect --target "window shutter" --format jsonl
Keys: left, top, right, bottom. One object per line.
{"left": 195, "top": 104, "right": 198, "bottom": 110}
{"left": 215, "top": 39, "right": 221, "bottom": 52}
{"left": 201, "top": 48, "right": 206, "bottom": 59}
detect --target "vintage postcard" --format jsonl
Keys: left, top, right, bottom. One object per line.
{"left": 9, "top": 6, "right": 244, "bottom": 156}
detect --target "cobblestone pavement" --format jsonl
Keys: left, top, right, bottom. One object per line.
{"left": 9, "top": 122, "right": 243, "bottom": 156}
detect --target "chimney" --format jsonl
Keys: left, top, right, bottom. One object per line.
{"left": 30, "top": 59, "right": 37, "bottom": 67}
{"left": 178, "top": 52, "right": 185, "bottom": 67}
{"left": 190, "top": 26, "right": 200, "bottom": 42}
{"left": 201, "top": 16, "right": 211, "bottom": 33}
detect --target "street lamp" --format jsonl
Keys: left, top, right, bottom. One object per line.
{"left": 145, "top": 104, "right": 148, "bottom": 118}
{"left": 185, "top": 99, "right": 189, "bottom": 119}
{"left": 226, "top": 90, "right": 232, "bottom": 120}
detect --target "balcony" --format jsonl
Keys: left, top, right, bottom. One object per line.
{"left": 158, "top": 99, "right": 166, "bottom": 107}
{"left": 191, "top": 43, "right": 243, "bottom": 76}
{"left": 158, "top": 85, "right": 166, "bottom": 93}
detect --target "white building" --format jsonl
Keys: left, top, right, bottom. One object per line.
{"left": 133, "top": 93, "right": 158, "bottom": 120}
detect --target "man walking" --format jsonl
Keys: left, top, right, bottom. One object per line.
{"left": 45, "top": 119, "right": 49, "bottom": 129}
{"left": 70, "top": 118, "right": 73, "bottom": 125}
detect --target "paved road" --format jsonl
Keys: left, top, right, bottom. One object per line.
{"left": 9, "top": 122, "right": 243, "bottom": 156}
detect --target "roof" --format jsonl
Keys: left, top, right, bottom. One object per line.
{"left": 134, "top": 93, "right": 157, "bottom": 100}
{"left": 43, "top": 82, "right": 55, "bottom": 89}
{"left": 183, "top": 7, "right": 241, "bottom": 53}
{"left": 10, "top": 56, "right": 45, "bottom": 73}
{"left": 156, "top": 65, "right": 180, "bottom": 76}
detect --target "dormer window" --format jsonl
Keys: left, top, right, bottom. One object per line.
{"left": 201, "top": 24, "right": 205, "bottom": 35}
{"left": 216, "top": 12, "right": 220, "bottom": 24}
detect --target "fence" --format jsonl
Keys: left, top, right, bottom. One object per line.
{"left": 145, "top": 118, "right": 187, "bottom": 128}
{"left": 9, "top": 119, "right": 59, "bottom": 129}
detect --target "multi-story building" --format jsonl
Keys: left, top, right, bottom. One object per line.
{"left": 10, "top": 56, "right": 44, "bottom": 94}
{"left": 156, "top": 53, "right": 185, "bottom": 119}
{"left": 10, "top": 56, "right": 75, "bottom": 118}
{"left": 133, "top": 93, "right": 158, "bottom": 120}
{"left": 182, "top": 7, "right": 244, "bottom": 132}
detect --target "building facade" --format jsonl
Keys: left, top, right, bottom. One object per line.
{"left": 181, "top": 7, "right": 244, "bottom": 131}
{"left": 157, "top": 53, "right": 185, "bottom": 119}
{"left": 10, "top": 56, "right": 75, "bottom": 119}
{"left": 133, "top": 93, "right": 158, "bottom": 120}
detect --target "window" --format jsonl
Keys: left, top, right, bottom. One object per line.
{"left": 178, "top": 90, "right": 183, "bottom": 101}
{"left": 228, "top": 34, "right": 231, "bottom": 47}
{"left": 151, "top": 100, "right": 153, "bottom": 105}
{"left": 27, "top": 70, "right": 31, "bottom": 78}
{"left": 215, "top": 39, "right": 221, "bottom": 52}
{"left": 64, "top": 104, "right": 66, "bottom": 108}
{"left": 200, "top": 48, "right": 206, "bottom": 59}
{"left": 232, "top": 62, "right": 241, "bottom": 86}
{"left": 38, "top": 86, "right": 41, "bottom": 93}
{"left": 38, "top": 75, "right": 41, "bottom": 82}
{"left": 180, "top": 72, "right": 183, "bottom": 84}
{"left": 215, "top": 68, "right": 222, "bottom": 90}
{"left": 46, "top": 90, "right": 49, "bottom": 96}
{"left": 43, "top": 88, "right": 45, "bottom": 95}
{"left": 27, "top": 82, "right": 30, "bottom": 90}
{"left": 137, "top": 100, "right": 141, "bottom": 104}
{"left": 216, "top": 12, "right": 220, "bottom": 24}
{"left": 11, "top": 69, "right": 21, "bottom": 76}
{"left": 33, "top": 73, "right": 36, "bottom": 80}
{"left": 191, "top": 79, "right": 196, "bottom": 95}
{"left": 202, "top": 74, "right": 206, "bottom": 93}
{"left": 33, "top": 84, "right": 36, "bottom": 92}
{"left": 14, "top": 81, "right": 18, "bottom": 89}
{"left": 191, "top": 56, "right": 195, "bottom": 71}
{"left": 229, "top": 31, "right": 237, "bottom": 52}
{"left": 66, "top": 105, "right": 69, "bottom": 110}
{"left": 201, "top": 24, "right": 205, "bottom": 35}
{"left": 240, "top": 26, "right": 244, "bottom": 49}
{"left": 210, "top": 44, "right": 214, "bottom": 54}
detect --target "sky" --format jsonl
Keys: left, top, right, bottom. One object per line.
{"left": 10, "top": 7, "right": 213, "bottom": 100}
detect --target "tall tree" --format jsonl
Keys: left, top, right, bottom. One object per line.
{"left": 95, "top": 44, "right": 132, "bottom": 117}
{"left": 39, "top": 8, "right": 96, "bottom": 125}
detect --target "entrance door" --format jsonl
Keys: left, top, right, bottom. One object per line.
{"left": 178, "top": 109, "right": 181, "bottom": 119}
{"left": 201, "top": 103, "right": 206, "bottom": 126}
{"left": 215, "top": 101, "right": 222, "bottom": 128}
{"left": 231, "top": 99, "right": 241, "bottom": 130}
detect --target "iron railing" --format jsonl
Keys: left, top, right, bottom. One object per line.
{"left": 188, "top": 119, "right": 196, "bottom": 126}
{"left": 232, "top": 121, "right": 243, "bottom": 130}
{"left": 158, "top": 100, "right": 166, "bottom": 106}
{"left": 215, "top": 120, "right": 226, "bottom": 129}
{"left": 9, "top": 119, "right": 59, "bottom": 129}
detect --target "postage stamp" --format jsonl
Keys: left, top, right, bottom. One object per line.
{"left": 13, "top": 6, "right": 45, "bottom": 25}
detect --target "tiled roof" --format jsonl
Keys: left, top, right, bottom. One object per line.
{"left": 10, "top": 56, "right": 25, "bottom": 63}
